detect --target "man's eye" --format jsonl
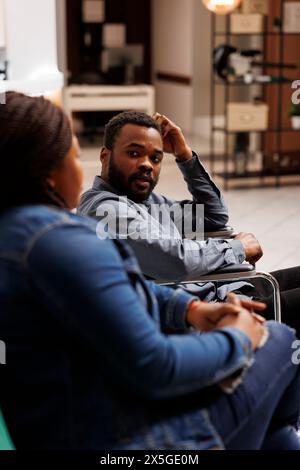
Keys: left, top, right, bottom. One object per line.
{"left": 128, "top": 151, "right": 139, "bottom": 157}
{"left": 151, "top": 156, "right": 162, "bottom": 164}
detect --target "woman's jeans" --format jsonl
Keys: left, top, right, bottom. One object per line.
{"left": 208, "top": 322, "right": 300, "bottom": 450}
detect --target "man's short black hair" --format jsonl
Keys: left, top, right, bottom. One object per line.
{"left": 104, "top": 111, "right": 162, "bottom": 150}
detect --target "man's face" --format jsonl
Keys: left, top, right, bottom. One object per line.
{"left": 106, "top": 124, "right": 163, "bottom": 202}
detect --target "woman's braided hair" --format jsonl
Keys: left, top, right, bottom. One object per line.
{"left": 0, "top": 91, "right": 72, "bottom": 211}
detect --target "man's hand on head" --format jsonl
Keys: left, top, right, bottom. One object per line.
{"left": 153, "top": 113, "right": 193, "bottom": 162}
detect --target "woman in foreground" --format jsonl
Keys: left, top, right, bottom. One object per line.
{"left": 0, "top": 92, "right": 299, "bottom": 450}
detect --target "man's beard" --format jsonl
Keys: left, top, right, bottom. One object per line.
{"left": 108, "top": 155, "right": 158, "bottom": 202}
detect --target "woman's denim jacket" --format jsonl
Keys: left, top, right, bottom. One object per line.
{"left": 0, "top": 206, "right": 253, "bottom": 450}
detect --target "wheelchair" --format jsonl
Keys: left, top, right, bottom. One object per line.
{"left": 158, "top": 226, "right": 281, "bottom": 323}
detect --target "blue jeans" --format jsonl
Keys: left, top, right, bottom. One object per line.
{"left": 208, "top": 322, "right": 300, "bottom": 450}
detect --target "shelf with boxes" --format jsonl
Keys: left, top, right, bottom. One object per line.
{"left": 65, "top": 0, "right": 152, "bottom": 137}
{"left": 209, "top": 0, "right": 300, "bottom": 189}
{"left": 66, "top": 0, "right": 151, "bottom": 86}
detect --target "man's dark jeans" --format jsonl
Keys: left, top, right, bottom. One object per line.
{"left": 253, "top": 266, "right": 300, "bottom": 337}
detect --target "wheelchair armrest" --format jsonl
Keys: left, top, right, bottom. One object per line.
{"left": 180, "top": 263, "right": 256, "bottom": 282}
{"left": 204, "top": 225, "right": 236, "bottom": 239}
{"left": 185, "top": 226, "right": 236, "bottom": 241}
{"left": 184, "top": 263, "right": 256, "bottom": 282}
{"left": 157, "top": 263, "right": 255, "bottom": 284}
{"left": 211, "top": 263, "right": 255, "bottom": 275}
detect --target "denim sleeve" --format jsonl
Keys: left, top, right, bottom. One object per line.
{"left": 146, "top": 281, "right": 198, "bottom": 331}
{"left": 176, "top": 153, "right": 229, "bottom": 230}
{"left": 26, "top": 223, "right": 253, "bottom": 400}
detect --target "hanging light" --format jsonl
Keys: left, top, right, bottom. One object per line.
{"left": 202, "top": 0, "right": 242, "bottom": 15}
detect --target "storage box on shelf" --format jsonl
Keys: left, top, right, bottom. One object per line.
{"left": 227, "top": 102, "right": 269, "bottom": 131}
{"left": 242, "top": 0, "right": 269, "bottom": 16}
{"left": 230, "top": 13, "right": 264, "bottom": 34}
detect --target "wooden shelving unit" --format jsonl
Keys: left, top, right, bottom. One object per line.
{"left": 209, "top": 0, "right": 300, "bottom": 189}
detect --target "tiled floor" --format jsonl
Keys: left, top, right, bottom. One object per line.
{"left": 80, "top": 135, "right": 300, "bottom": 273}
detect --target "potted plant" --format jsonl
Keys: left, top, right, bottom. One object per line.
{"left": 289, "top": 103, "right": 300, "bottom": 130}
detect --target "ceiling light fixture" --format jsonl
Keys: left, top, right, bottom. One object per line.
{"left": 202, "top": 0, "right": 242, "bottom": 15}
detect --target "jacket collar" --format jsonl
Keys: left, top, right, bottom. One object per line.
{"left": 92, "top": 176, "right": 119, "bottom": 194}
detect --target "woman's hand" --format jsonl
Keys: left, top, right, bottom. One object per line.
{"left": 186, "top": 299, "right": 241, "bottom": 332}
{"left": 216, "top": 293, "right": 267, "bottom": 351}
{"left": 186, "top": 293, "right": 267, "bottom": 340}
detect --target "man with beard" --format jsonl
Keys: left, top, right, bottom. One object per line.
{"left": 78, "top": 111, "right": 300, "bottom": 334}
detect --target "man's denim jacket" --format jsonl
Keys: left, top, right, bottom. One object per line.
{"left": 0, "top": 206, "right": 253, "bottom": 450}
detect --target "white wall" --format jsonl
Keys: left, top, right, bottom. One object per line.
{"left": 155, "top": 82, "right": 193, "bottom": 132}
{"left": 193, "top": 1, "right": 211, "bottom": 117}
{"left": 2, "top": 0, "right": 63, "bottom": 94}
{"left": 0, "top": 0, "right": 6, "bottom": 48}
{"left": 56, "top": 0, "right": 67, "bottom": 84}
{"left": 152, "top": 0, "right": 219, "bottom": 136}
{"left": 153, "top": 0, "right": 193, "bottom": 76}
{"left": 152, "top": 0, "right": 194, "bottom": 132}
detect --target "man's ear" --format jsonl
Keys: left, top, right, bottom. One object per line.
{"left": 100, "top": 146, "right": 111, "bottom": 179}
{"left": 100, "top": 146, "right": 111, "bottom": 164}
